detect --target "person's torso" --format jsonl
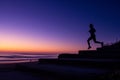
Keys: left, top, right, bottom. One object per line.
{"left": 89, "top": 28, "right": 96, "bottom": 36}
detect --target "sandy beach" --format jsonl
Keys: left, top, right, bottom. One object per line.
{"left": 0, "top": 62, "right": 58, "bottom": 80}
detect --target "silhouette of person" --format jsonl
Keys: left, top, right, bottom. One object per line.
{"left": 87, "top": 24, "right": 103, "bottom": 49}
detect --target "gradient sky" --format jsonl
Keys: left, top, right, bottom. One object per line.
{"left": 0, "top": 0, "right": 120, "bottom": 53}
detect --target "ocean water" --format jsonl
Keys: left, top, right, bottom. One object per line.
{"left": 0, "top": 52, "right": 58, "bottom": 64}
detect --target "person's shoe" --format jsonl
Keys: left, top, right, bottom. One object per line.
{"left": 88, "top": 46, "right": 91, "bottom": 49}
{"left": 101, "top": 42, "right": 104, "bottom": 47}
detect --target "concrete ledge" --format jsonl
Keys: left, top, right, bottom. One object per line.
{"left": 38, "top": 58, "right": 120, "bottom": 69}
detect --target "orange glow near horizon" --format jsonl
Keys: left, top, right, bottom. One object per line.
{"left": 0, "top": 33, "right": 82, "bottom": 53}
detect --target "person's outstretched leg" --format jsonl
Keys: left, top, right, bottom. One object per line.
{"left": 95, "top": 41, "right": 104, "bottom": 47}
{"left": 93, "top": 37, "right": 104, "bottom": 47}
{"left": 87, "top": 37, "right": 92, "bottom": 49}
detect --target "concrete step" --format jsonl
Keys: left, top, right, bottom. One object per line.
{"left": 58, "top": 50, "right": 120, "bottom": 59}
{"left": 38, "top": 58, "right": 120, "bottom": 69}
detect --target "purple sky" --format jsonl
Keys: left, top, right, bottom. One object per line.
{"left": 0, "top": 0, "right": 120, "bottom": 53}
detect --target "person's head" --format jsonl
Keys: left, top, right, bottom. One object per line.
{"left": 89, "top": 24, "right": 94, "bottom": 28}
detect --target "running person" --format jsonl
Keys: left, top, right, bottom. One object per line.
{"left": 87, "top": 24, "right": 103, "bottom": 49}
